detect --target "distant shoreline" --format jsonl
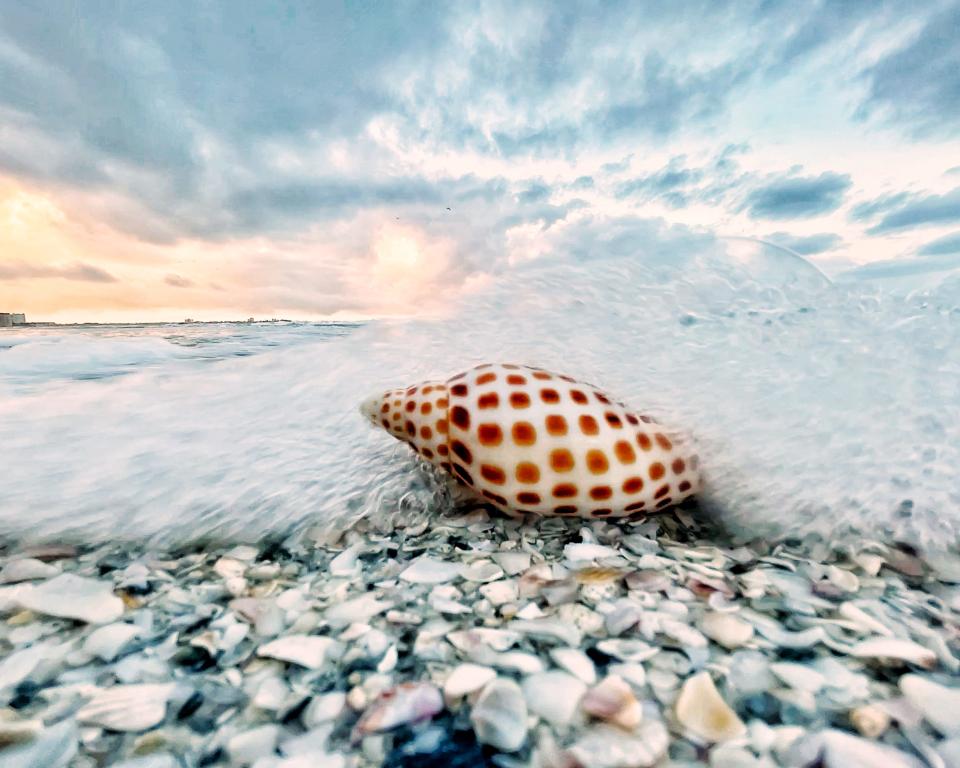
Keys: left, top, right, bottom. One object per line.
{"left": 0, "top": 319, "right": 365, "bottom": 328}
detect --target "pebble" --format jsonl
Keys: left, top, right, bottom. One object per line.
{"left": 701, "top": 612, "right": 754, "bottom": 649}
{"left": 521, "top": 670, "right": 587, "bottom": 726}
{"left": 76, "top": 683, "right": 178, "bottom": 731}
{"left": 581, "top": 675, "right": 643, "bottom": 729}
{"left": 0, "top": 558, "right": 60, "bottom": 584}
{"left": 900, "top": 674, "right": 960, "bottom": 736}
{"left": 356, "top": 682, "right": 443, "bottom": 734}
{"left": 550, "top": 647, "right": 597, "bottom": 684}
{"left": 849, "top": 638, "right": 937, "bottom": 669}
{"left": 16, "top": 573, "right": 124, "bottom": 624}
{"left": 399, "top": 557, "right": 462, "bottom": 584}
{"left": 566, "top": 721, "right": 669, "bottom": 768}
{"left": 443, "top": 663, "right": 497, "bottom": 701}
{"left": 471, "top": 678, "right": 528, "bottom": 751}
{"left": 227, "top": 724, "right": 281, "bottom": 766}
{"left": 257, "top": 635, "right": 342, "bottom": 669}
{"left": 82, "top": 622, "right": 142, "bottom": 661}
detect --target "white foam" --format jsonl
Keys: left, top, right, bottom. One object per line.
{"left": 1, "top": 243, "right": 957, "bottom": 549}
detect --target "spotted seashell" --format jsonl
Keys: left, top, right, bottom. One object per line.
{"left": 360, "top": 363, "right": 701, "bottom": 520}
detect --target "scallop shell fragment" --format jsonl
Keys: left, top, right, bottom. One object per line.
{"left": 675, "top": 671, "right": 746, "bottom": 742}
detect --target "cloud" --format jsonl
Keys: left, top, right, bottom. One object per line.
{"left": 765, "top": 232, "right": 842, "bottom": 255}
{"left": 164, "top": 273, "right": 193, "bottom": 288}
{"left": 918, "top": 231, "right": 960, "bottom": 256}
{"left": 849, "top": 191, "right": 912, "bottom": 222}
{"left": 0, "top": 261, "right": 117, "bottom": 282}
{"left": 858, "top": 4, "right": 960, "bottom": 137}
{"left": 866, "top": 186, "right": 960, "bottom": 234}
{"left": 742, "top": 172, "right": 852, "bottom": 220}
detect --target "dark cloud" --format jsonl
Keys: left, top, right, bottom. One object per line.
{"left": 918, "top": 231, "right": 960, "bottom": 256}
{"left": 866, "top": 187, "right": 960, "bottom": 234}
{"left": 0, "top": 261, "right": 117, "bottom": 282}
{"left": 164, "top": 274, "right": 193, "bottom": 288}
{"left": 742, "top": 172, "right": 852, "bottom": 220}
{"left": 858, "top": 4, "right": 960, "bottom": 137}
{"left": 765, "top": 232, "right": 842, "bottom": 255}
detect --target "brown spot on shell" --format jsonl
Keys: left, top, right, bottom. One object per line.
{"left": 654, "top": 483, "right": 670, "bottom": 499}
{"left": 380, "top": 403, "right": 390, "bottom": 414}
{"left": 570, "top": 389, "right": 588, "bottom": 404}
{"left": 512, "top": 422, "right": 537, "bottom": 445}
{"left": 477, "top": 423, "right": 503, "bottom": 446}
{"left": 451, "top": 440, "right": 473, "bottom": 464}
{"left": 476, "top": 372, "right": 497, "bottom": 385}
{"left": 517, "top": 491, "right": 541, "bottom": 505}
{"left": 656, "top": 497, "right": 673, "bottom": 509}
{"left": 579, "top": 415, "right": 599, "bottom": 435}
{"left": 672, "top": 458, "right": 686, "bottom": 474}
{"left": 586, "top": 449, "right": 609, "bottom": 474}
{"left": 614, "top": 440, "right": 636, "bottom": 464}
{"left": 604, "top": 412, "right": 622, "bottom": 428}
{"left": 589, "top": 485, "right": 613, "bottom": 501}
{"left": 381, "top": 418, "right": 390, "bottom": 430}
{"left": 545, "top": 415, "right": 568, "bottom": 435}
{"left": 655, "top": 433, "right": 673, "bottom": 450}
{"left": 405, "top": 401, "right": 416, "bottom": 412}
{"left": 421, "top": 402, "right": 433, "bottom": 415}
{"left": 550, "top": 449, "right": 575, "bottom": 472}
{"left": 678, "top": 480, "right": 692, "bottom": 492}
{"left": 532, "top": 371, "right": 552, "bottom": 380}
{"left": 423, "top": 386, "right": 434, "bottom": 395}
{"left": 516, "top": 462, "right": 541, "bottom": 484}
{"left": 437, "top": 397, "right": 449, "bottom": 409}
{"left": 482, "top": 490, "right": 508, "bottom": 505}
{"left": 420, "top": 425, "right": 432, "bottom": 440}
{"left": 649, "top": 462, "right": 665, "bottom": 480}
{"left": 553, "top": 483, "right": 578, "bottom": 498}
{"left": 509, "top": 392, "right": 531, "bottom": 409}
{"left": 450, "top": 384, "right": 469, "bottom": 397}
{"left": 506, "top": 374, "right": 527, "bottom": 385}
{"left": 625, "top": 414, "right": 639, "bottom": 425}
{"left": 637, "top": 433, "right": 652, "bottom": 451}
{"left": 553, "top": 505, "right": 578, "bottom": 515}
{"left": 591, "top": 509, "right": 612, "bottom": 517}
{"left": 478, "top": 393, "right": 499, "bottom": 409}
{"left": 451, "top": 406, "right": 471, "bottom": 430}
{"left": 625, "top": 500, "right": 646, "bottom": 512}
{"left": 437, "top": 444, "right": 449, "bottom": 456}
{"left": 481, "top": 464, "right": 507, "bottom": 485}
{"left": 540, "top": 388, "right": 560, "bottom": 404}
{"left": 449, "top": 373, "right": 467, "bottom": 381}
{"left": 452, "top": 464, "right": 474, "bottom": 486}
{"left": 623, "top": 477, "right": 644, "bottom": 494}
{"left": 595, "top": 392, "right": 611, "bottom": 404}
{"left": 436, "top": 419, "right": 448, "bottom": 434}
{"left": 405, "top": 421, "right": 416, "bottom": 437}
{"left": 422, "top": 448, "right": 434, "bottom": 459}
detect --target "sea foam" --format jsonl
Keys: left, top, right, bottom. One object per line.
{"left": 1, "top": 241, "right": 957, "bottom": 549}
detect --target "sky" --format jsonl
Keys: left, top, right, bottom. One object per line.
{"left": 0, "top": 1, "right": 959, "bottom": 322}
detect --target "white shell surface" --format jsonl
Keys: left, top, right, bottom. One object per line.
{"left": 366, "top": 363, "right": 701, "bottom": 519}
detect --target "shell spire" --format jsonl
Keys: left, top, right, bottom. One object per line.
{"left": 362, "top": 363, "right": 701, "bottom": 520}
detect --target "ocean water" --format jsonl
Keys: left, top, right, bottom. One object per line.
{"left": 1, "top": 241, "right": 958, "bottom": 550}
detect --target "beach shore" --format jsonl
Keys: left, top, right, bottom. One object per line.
{"left": 1, "top": 509, "right": 958, "bottom": 767}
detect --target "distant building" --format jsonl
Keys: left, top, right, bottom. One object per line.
{"left": 0, "top": 313, "right": 26, "bottom": 327}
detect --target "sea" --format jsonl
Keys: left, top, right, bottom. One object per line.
{"left": 1, "top": 240, "right": 958, "bottom": 550}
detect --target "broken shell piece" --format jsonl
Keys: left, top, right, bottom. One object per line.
{"left": 849, "top": 638, "right": 936, "bottom": 669}
{"left": 675, "top": 671, "right": 746, "bottom": 743}
{"left": 582, "top": 675, "right": 643, "bottom": 730}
